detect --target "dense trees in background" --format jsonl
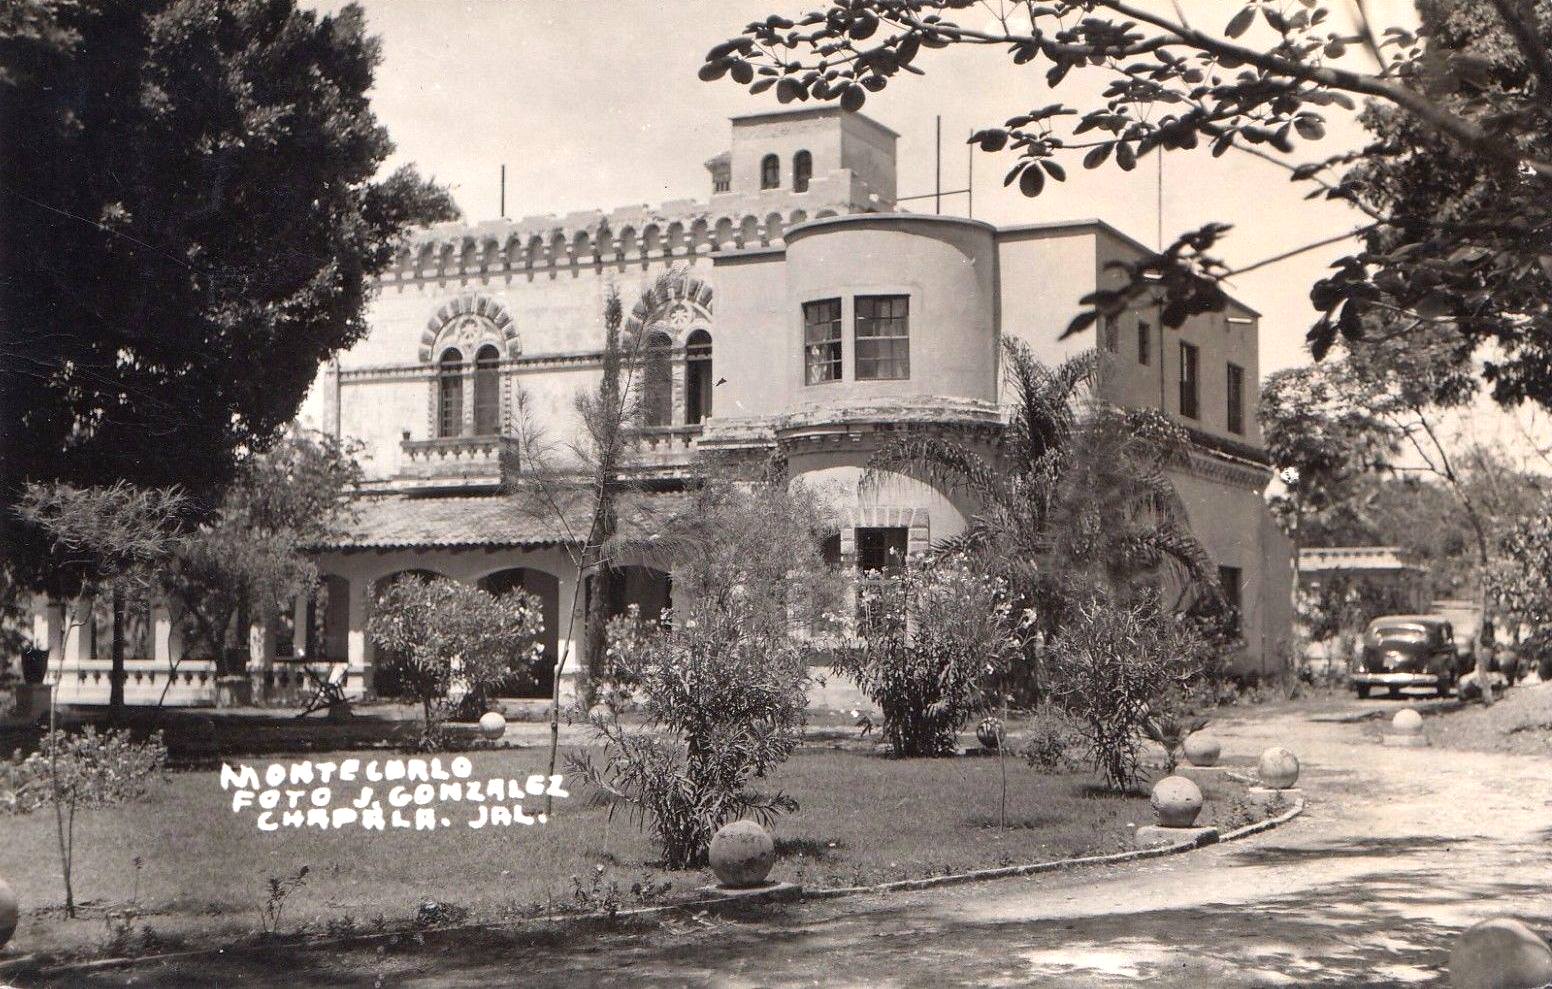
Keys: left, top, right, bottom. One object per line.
{"left": 0, "top": 0, "right": 456, "bottom": 600}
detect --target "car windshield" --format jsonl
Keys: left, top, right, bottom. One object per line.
{"left": 1373, "top": 626, "right": 1429, "bottom": 642}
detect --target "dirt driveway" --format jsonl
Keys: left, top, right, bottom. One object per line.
{"left": 44, "top": 691, "right": 1552, "bottom": 987}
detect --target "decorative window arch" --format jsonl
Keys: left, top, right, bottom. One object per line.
{"left": 793, "top": 150, "right": 812, "bottom": 193}
{"left": 437, "top": 348, "right": 464, "bottom": 438}
{"left": 418, "top": 294, "right": 519, "bottom": 363}
{"left": 760, "top": 154, "right": 780, "bottom": 190}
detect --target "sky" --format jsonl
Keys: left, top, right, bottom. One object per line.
{"left": 306, "top": 0, "right": 1548, "bottom": 461}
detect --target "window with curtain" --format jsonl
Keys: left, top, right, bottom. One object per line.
{"left": 437, "top": 348, "right": 464, "bottom": 438}
{"left": 760, "top": 154, "right": 780, "bottom": 190}
{"left": 803, "top": 298, "right": 842, "bottom": 384}
{"left": 855, "top": 295, "right": 910, "bottom": 380}
{"left": 473, "top": 344, "right": 501, "bottom": 435}
{"left": 793, "top": 150, "right": 812, "bottom": 192}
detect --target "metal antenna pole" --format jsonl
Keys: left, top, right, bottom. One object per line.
{"left": 500, "top": 164, "right": 507, "bottom": 219}
{"left": 967, "top": 129, "right": 974, "bottom": 219}
{"left": 935, "top": 115, "right": 942, "bottom": 215}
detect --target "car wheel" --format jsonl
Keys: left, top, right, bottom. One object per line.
{"left": 1356, "top": 684, "right": 1371, "bottom": 699}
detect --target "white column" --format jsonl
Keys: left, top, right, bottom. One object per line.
{"left": 153, "top": 604, "right": 172, "bottom": 668}
{"left": 554, "top": 569, "right": 582, "bottom": 704}
{"left": 291, "top": 596, "right": 310, "bottom": 660}
{"left": 348, "top": 579, "right": 371, "bottom": 695}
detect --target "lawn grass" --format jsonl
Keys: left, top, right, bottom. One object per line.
{"left": 0, "top": 740, "right": 1255, "bottom": 962}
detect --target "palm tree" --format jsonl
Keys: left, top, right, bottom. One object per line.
{"left": 866, "top": 337, "right": 1217, "bottom": 699}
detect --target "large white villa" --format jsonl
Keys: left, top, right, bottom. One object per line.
{"left": 34, "top": 107, "right": 1293, "bottom": 706}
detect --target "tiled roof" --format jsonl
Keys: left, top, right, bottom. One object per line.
{"left": 311, "top": 492, "right": 684, "bottom": 552}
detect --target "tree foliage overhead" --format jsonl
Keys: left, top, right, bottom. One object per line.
{"left": 0, "top": 0, "right": 457, "bottom": 591}
{"left": 702, "top": 0, "right": 1552, "bottom": 403}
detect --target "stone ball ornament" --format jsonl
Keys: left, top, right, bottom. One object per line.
{"left": 1449, "top": 917, "right": 1552, "bottom": 989}
{"left": 477, "top": 710, "right": 506, "bottom": 740}
{"left": 708, "top": 820, "right": 776, "bottom": 888}
{"left": 1392, "top": 709, "right": 1424, "bottom": 735}
{"left": 0, "top": 876, "right": 16, "bottom": 949}
{"left": 1182, "top": 732, "right": 1221, "bottom": 767}
{"left": 975, "top": 717, "right": 1003, "bottom": 751}
{"left": 1150, "top": 775, "right": 1204, "bottom": 827}
{"left": 1257, "top": 747, "right": 1301, "bottom": 789}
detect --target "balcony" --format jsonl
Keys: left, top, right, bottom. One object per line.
{"left": 395, "top": 434, "right": 518, "bottom": 492}
{"left": 624, "top": 424, "right": 703, "bottom": 475}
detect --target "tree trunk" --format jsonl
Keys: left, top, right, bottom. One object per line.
{"left": 109, "top": 587, "right": 126, "bottom": 719}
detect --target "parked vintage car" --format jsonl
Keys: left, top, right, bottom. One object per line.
{"left": 1352, "top": 615, "right": 1462, "bottom": 699}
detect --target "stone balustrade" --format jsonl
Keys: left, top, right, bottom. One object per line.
{"left": 397, "top": 435, "right": 519, "bottom": 488}
{"left": 46, "top": 659, "right": 357, "bottom": 707}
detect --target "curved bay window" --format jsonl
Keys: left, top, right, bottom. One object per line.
{"left": 473, "top": 344, "right": 501, "bottom": 435}
{"left": 686, "top": 329, "right": 713, "bottom": 425}
{"left": 793, "top": 150, "right": 812, "bottom": 193}
{"left": 437, "top": 348, "right": 464, "bottom": 437}
{"left": 641, "top": 332, "right": 674, "bottom": 427}
{"left": 760, "top": 153, "right": 780, "bottom": 190}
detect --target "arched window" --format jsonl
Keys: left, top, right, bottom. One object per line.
{"left": 793, "top": 150, "right": 812, "bottom": 193}
{"left": 641, "top": 332, "right": 674, "bottom": 427}
{"left": 437, "top": 348, "right": 463, "bottom": 438}
{"left": 686, "top": 330, "right": 713, "bottom": 425}
{"left": 760, "top": 154, "right": 780, "bottom": 190}
{"left": 473, "top": 344, "right": 501, "bottom": 435}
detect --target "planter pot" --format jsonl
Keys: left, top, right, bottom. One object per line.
{"left": 708, "top": 820, "right": 775, "bottom": 888}
{"left": 1150, "top": 775, "right": 1204, "bottom": 827}
{"left": 215, "top": 675, "right": 253, "bottom": 709}
{"left": 1182, "top": 732, "right": 1221, "bottom": 767}
{"left": 20, "top": 648, "right": 47, "bottom": 685}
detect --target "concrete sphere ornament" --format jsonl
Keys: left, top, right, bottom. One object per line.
{"left": 1449, "top": 917, "right": 1552, "bottom": 989}
{"left": 1392, "top": 708, "right": 1424, "bottom": 735}
{"left": 0, "top": 876, "right": 17, "bottom": 949}
{"left": 1182, "top": 732, "right": 1222, "bottom": 767}
{"left": 975, "top": 717, "right": 1003, "bottom": 751}
{"left": 1150, "top": 775, "right": 1204, "bottom": 827}
{"left": 1257, "top": 747, "right": 1301, "bottom": 789}
{"left": 708, "top": 820, "right": 776, "bottom": 888}
{"left": 477, "top": 710, "right": 506, "bottom": 740}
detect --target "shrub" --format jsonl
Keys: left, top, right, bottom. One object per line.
{"left": 367, "top": 576, "right": 543, "bottom": 748}
{"left": 0, "top": 726, "right": 167, "bottom": 916}
{"left": 572, "top": 598, "right": 808, "bottom": 868}
{"left": 570, "top": 477, "right": 837, "bottom": 869}
{"left": 1046, "top": 598, "right": 1205, "bottom": 791}
{"left": 1019, "top": 707, "right": 1084, "bottom": 772}
{"left": 833, "top": 553, "right": 1022, "bottom": 757}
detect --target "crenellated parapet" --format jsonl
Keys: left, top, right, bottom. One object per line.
{"left": 381, "top": 193, "right": 865, "bottom": 285}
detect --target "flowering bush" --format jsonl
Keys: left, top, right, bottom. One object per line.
{"left": 0, "top": 727, "right": 167, "bottom": 916}
{"left": 1046, "top": 598, "right": 1206, "bottom": 791}
{"left": 368, "top": 576, "right": 543, "bottom": 747}
{"left": 833, "top": 553, "right": 1023, "bottom": 757}
{"left": 572, "top": 597, "right": 809, "bottom": 868}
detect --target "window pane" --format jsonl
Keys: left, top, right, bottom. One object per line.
{"left": 854, "top": 295, "right": 908, "bottom": 380}
{"left": 1138, "top": 321, "right": 1151, "bottom": 365}
{"left": 804, "top": 299, "right": 842, "bottom": 385}
{"left": 1179, "top": 342, "right": 1199, "bottom": 419}
{"left": 1226, "top": 363, "right": 1245, "bottom": 434}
